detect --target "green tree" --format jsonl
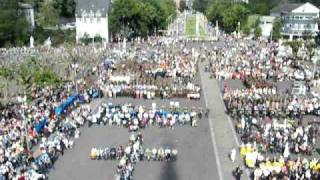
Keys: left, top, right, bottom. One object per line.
{"left": 157, "top": 0, "right": 176, "bottom": 29}
{"left": 179, "top": 0, "right": 188, "bottom": 12}
{"left": 222, "top": 4, "right": 249, "bottom": 33}
{"left": 206, "top": 2, "right": 249, "bottom": 33}
{"left": 37, "top": 0, "right": 60, "bottom": 27}
{"left": 33, "top": 67, "right": 61, "bottom": 87}
{"left": 0, "top": 67, "right": 14, "bottom": 101}
{"left": 206, "top": 2, "right": 229, "bottom": 29}
{"left": 17, "top": 58, "right": 62, "bottom": 92}
{"left": 284, "top": 41, "right": 302, "bottom": 58}
{"left": 272, "top": 17, "right": 283, "bottom": 41}
{"left": 193, "top": 0, "right": 210, "bottom": 13}
{"left": 109, "top": 0, "right": 175, "bottom": 38}
{"left": 254, "top": 26, "right": 262, "bottom": 38}
{"left": 302, "top": 30, "right": 313, "bottom": 40}
{"left": 0, "top": 0, "right": 29, "bottom": 47}
{"left": 242, "top": 24, "right": 251, "bottom": 35}
{"left": 17, "top": 60, "right": 36, "bottom": 93}
{"left": 305, "top": 41, "right": 316, "bottom": 61}
{"left": 53, "top": 0, "right": 76, "bottom": 18}
{"left": 247, "top": 0, "right": 278, "bottom": 15}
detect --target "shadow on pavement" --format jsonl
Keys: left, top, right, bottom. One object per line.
{"left": 160, "top": 142, "right": 179, "bottom": 180}
{"left": 160, "top": 162, "right": 179, "bottom": 180}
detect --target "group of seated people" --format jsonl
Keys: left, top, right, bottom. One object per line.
{"left": 88, "top": 102, "right": 202, "bottom": 131}
{"left": 240, "top": 144, "right": 320, "bottom": 179}
{"left": 90, "top": 145, "right": 178, "bottom": 162}
{"left": 96, "top": 47, "right": 201, "bottom": 100}
{"left": 223, "top": 87, "right": 320, "bottom": 119}
{"left": 97, "top": 133, "right": 178, "bottom": 180}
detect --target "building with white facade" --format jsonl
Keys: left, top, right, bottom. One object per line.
{"left": 270, "top": 2, "right": 320, "bottom": 40}
{"left": 75, "top": 0, "right": 110, "bottom": 43}
{"left": 259, "top": 16, "right": 275, "bottom": 38}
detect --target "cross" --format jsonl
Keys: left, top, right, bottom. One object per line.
{"left": 90, "top": 132, "right": 178, "bottom": 180}
{"left": 88, "top": 102, "right": 205, "bottom": 179}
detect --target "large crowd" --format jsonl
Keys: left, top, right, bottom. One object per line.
{"left": 0, "top": 80, "right": 95, "bottom": 179}
{"left": 94, "top": 39, "right": 201, "bottom": 100}
{"left": 0, "top": 36, "right": 205, "bottom": 180}
{"left": 205, "top": 39, "right": 320, "bottom": 179}
{"left": 1, "top": 34, "right": 320, "bottom": 179}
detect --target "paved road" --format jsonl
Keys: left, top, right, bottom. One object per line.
{"left": 48, "top": 95, "right": 219, "bottom": 180}
{"left": 198, "top": 60, "right": 249, "bottom": 180}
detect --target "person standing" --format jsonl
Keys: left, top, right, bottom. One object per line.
{"left": 233, "top": 165, "right": 243, "bottom": 180}
{"left": 230, "top": 148, "right": 236, "bottom": 163}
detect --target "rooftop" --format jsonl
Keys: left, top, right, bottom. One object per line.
{"left": 76, "top": 0, "right": 111, "bottom": 17}
{"left": 270, "top": 3, "right": 302, "bottom": 14}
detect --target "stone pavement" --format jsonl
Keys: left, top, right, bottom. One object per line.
{"left": 48, "top": 95, "right": 219, "bottom": 180}
{"left": 198, "top": 61, "right": 250, "bottom": 180}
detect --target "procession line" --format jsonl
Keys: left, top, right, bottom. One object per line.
{"left": 217, "top": 80, "right": 251, "bottom": 179}
{"left": 199, "top": 66, "right": 224, "bottom": 180}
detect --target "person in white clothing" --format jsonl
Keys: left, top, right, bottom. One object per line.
{"left": 230, "top": 148, "right": 236, "bottom": 163}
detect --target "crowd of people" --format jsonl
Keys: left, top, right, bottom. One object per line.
{"left": 94, "top": 39, "right": 201, "bottom": 100}
{"left": 223, "top": 87, "right": 320, "bottom": 118}
{"left": 206, "top": 41, "right": 319, "bottom": 83}
{"left": 88, "top": 102, "right": 203, "bottom": 131}
{"left": 0, "top": 36, "right": 204, "bottom": 180}
{"left": 2, "top": 33, "right": 320, "bottom": 179}
{"left": 204, "top": 38, "right": 320, "bottom": 179}
{"left": 240, "top": 147, "right": 320, "bottom": 179}
{"left": 0, "top": 79, "right": 94, "bottom": 179}
{"left": 90, "top": 136, "right": 178, "bottom": 162}
{"left": 90, "top": 133, "right": 178, "bottom": 180}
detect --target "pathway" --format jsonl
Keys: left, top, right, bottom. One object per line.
{"left": 198, "top": 61, "right": 250, "bottom": 180}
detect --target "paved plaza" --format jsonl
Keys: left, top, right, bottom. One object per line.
{"left": 48, "top": 97, "right": 220, "bottom": 180}
{"left": 47, "top": 50, "right": 246, "bottom": 180}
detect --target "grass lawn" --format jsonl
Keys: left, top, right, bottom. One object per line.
{"left": 185, "top": 16, "right": 196, "bottom": 37}
{"left": 184, "top": 15, "right": 208, "bottom": 39}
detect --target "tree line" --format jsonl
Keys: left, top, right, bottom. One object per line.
{"left": 109, "top": 0, "right": 176, "bottom": 39}
{"left": 191, "top": 0, "right": 285, "bottom": 39}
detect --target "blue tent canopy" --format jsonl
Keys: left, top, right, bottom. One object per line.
{"left": 55, "top": 94, "right": 79, "bottom": 116}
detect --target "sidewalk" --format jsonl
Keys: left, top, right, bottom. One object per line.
{"left": 198, "top": 61, "right": 250, "bottom": 180}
